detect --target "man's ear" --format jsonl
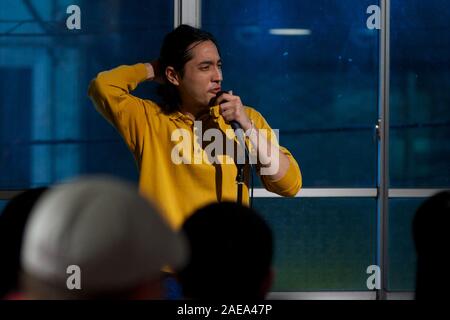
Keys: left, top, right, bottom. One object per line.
{"left": 166, "top": 66, "right": 180, "bottom": 86}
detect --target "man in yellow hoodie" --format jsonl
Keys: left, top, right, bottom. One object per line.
{"left": 88, "top": 24, "right": 302, "bottom": 230}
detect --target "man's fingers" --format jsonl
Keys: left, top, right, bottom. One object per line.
{"left": 215, "top": 95, "right": 227, "bottom": 105}
{"left": 216, "top": 92, "right": 236, "bottom": 105}
{"left": 221, "top": 93, "right": 236, "bottom": 101}
{"left": 215, "top": 93, "right": 227, "bottom": 105}
{"left": 218, "top": 101, "right": 234, "bottom": 112}
{"left": 221, "top": 109, "right": 236, "bottom": 121}
{"left": 217, "top": 92, "right": 244, "bottom": 123}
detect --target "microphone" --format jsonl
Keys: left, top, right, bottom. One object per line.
{"left": 229, "top": 120, "right": 242, "bottom": 131}
{"left": 210, "top": 90, "right": 253, "bottom": 205}
{"left": 230, "top": 121, "right": 246, "bottom": 150}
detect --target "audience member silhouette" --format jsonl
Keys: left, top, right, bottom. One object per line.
{"left": 177, "top": 202, "right": 274, "bottom": 300}
{"left": 20, "top": 176, "right": 187, "bottom": 299}
{"left": 0, "top": 187, "right": 48, "bottom": 299}
{"left": 413, "top": 190, "right": 450, "bottom": 300}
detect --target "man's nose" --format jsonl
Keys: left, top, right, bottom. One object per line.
{"left": 212, "top": 66, "right": 222, "bottom": 82}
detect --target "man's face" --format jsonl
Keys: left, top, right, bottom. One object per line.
{"left": 178, "top": 40, "right": 223, "bottom": 109}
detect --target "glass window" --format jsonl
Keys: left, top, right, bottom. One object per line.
{"left": 390, "top": 0, "right": 450, "bottom": 187}
{"left": 0, "top": 0, "right": 173, "bottom": 188}
{"left": 202, "top": 0, "right": 380, "bottom": 187}
{"left": 254, "top": 197, "right": 377, "bottom": 291}
{"left": 388, "top": 198, "right": 423, "bottom": 291}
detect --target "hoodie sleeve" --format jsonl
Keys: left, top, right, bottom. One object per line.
{"left": 245, "top": 107, "right": 302, "bottom": 197}
{"left": 88, "top": 63, "right": 150, "bottom": 155}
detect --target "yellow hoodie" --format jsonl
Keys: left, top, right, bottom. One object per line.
{"left": 88, "top": 63, "right": 302, "bottom": 230}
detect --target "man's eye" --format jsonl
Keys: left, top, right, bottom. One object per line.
{"left": 218, "top": 64, "right": 222, "bottom": 69}
{"left": 200, "top": 66, "right": 209, "bottom": 70}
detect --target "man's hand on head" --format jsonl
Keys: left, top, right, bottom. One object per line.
{"left": 145, "top": 60, "right": 165, "bottom": 84}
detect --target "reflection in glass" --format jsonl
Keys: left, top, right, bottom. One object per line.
{"left": 203, "top": 0, "right": 379, "bottom": 187}
{"left": 0, "top": 0, "right": 173, "bottom": 188}
{"left": 254, "top": 197, "right": 377, "bottom": 291}
{"left": 390, "top": 0, "right": 450, "bottom": 187}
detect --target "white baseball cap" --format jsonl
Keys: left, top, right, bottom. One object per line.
{"left": 21, "top": 176, "right": 187, "bottom": 293}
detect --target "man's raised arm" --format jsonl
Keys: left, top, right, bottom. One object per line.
{"left": 87, "top": 62, "right": 159, "bottom": 153}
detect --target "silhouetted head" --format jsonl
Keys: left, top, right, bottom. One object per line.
{"left": 177, "top": 202, "right": 274, "bottom": 300}
{"left": 413, "top": 190, "right": 450, "bottom": 300}
{"left": 0, "top": 187, "right": 48, "bottom": 298}
{"left": 157, "top": 24, "right": 222, "bottom": 114}
{"left": 20, "top": 176, "right": 187, "bottom": 299}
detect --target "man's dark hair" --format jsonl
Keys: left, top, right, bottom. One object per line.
{"left": 156, "top": 24, "right": 220, "bottom": 114}
{"left": 412, "top": 190, "right": 450, "bottom": 300}
{"left": 177, "top": 202, "right": 273, "bottom": 300}
{"left": 0, "top": 187, "right": 48, "bottom": 298}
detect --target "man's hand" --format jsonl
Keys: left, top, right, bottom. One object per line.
{"left": 216, "top": 91, "right": 291, "bottom": 180}
{"left": 216, "top": 91, "right": 252, "bottom": 131}
{"left": 145, "top": 60, "right": 165, "bottom": 84}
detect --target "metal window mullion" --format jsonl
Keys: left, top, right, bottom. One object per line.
{"left": 389, "top": 189, "right": 447, "bottom": 198}
{"left": 267, "top": 291, "right": 414, "bottom": 300}
{"left": 173, "top": 0, "right": 180, "bottom": 28}
{"left": 174, "top": 0, "right": 201, "bottom": 28}
{"left": 3, "top": 188, "right": 449, "bottom": 200}
{"left": 253, "top": 188, "right": 378, "bottom": 198}
{"left": 268, "top": 291, "right": 377, "bottom": 300}
{"left": 377, "top": 0, "right": 390, "bottom": 301}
